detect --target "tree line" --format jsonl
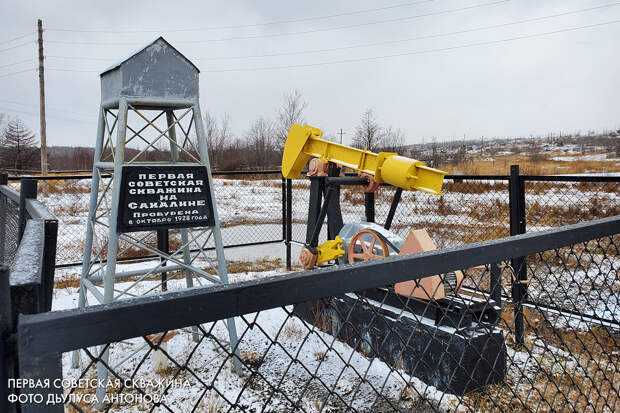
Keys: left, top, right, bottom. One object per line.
{"left": 0, "top": 90, "right": 409, "bottom": 173}
{"left": 204, "top": 92, "right": 405, "bottom": 170}
{"left": 4, "top": 89, "right": 615, "bottom": 174}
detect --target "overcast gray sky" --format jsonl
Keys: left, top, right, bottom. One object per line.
{"left": 0, "top": 0, "right": 618, "bottom": 147}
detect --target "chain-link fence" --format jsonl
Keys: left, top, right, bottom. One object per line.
{"left": 7, "top": 171, "right": 285, "bottom": 267}
{"left": 289, "top": 173, "right": 618, "bottom": 251}
{"left": 288, "top": 177, "right": 512, "bottom": 249}
{"left": 523, "top": 177, "right": 619, "bottom": 232}
{"left": 12, "top": 216, "right": 618, "bottom": 412}
{"left": 0, "top": 184, "right": 20, "bottom": 266}
{"left": 8, "top": 170, "right": 617, "bottom": 269}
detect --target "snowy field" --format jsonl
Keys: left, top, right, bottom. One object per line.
{"left": 21, "top": 175, "right": 618, "bottom": 268}
{"left": 55, "top": 266, "right": 460, "bottom": 412}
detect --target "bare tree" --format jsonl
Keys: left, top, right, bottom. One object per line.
{"left": 0, "top": 118, "right": 39, "bottom": 173}
{"left": 275, "top": 90, "right": 307, "bottom": 149}
{"left": 352, "top": 109, "right": 384, "bottom": 151}
{"left": 380, "top": 126, "right": 406, "bottom": 153}
{"left": 246, "top": 117, "right": 276, "bottom": 168}
{"left": 219, "top": 114, "right": 233, "bottom": 145}
{"left": 203, "top": 111, "right": 221, "bottom": 167}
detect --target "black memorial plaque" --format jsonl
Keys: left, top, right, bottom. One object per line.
{"left": 117, "top": 165, "right": 215, "bottom": 233}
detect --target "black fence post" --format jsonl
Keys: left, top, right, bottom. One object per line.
{"left": 17, "top": 318, "right": 63, "bottom": 413}
{"left": 157, "top": 230, "right": 169, "bottom": 291}
{"left": 364, "top": 192, "right": 375, "bottom": 223}
{"left": 286, "top": 179, "right": 292, "bottom": 270}
{"left": 1, "top": 265, "right": 15, "bottom": 413}
{"left": 509, "top": 165, "right": 527, "bottom": 345}
{"left": 17, "top": 179, "right": 37, "bottom": 242}
{"left": 281, "top": 176, "right": 286, "bottom": 242}
{"left": 41, "top": 219, "right": 58, "bottom": 313}
{"left": 0, "top": 173, "right": 7, "bottom": 264}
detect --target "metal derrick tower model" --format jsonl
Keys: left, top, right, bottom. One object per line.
{"left": 73, "top": 37, "right": 240, "bottom": 401}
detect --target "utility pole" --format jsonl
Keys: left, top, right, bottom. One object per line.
{"left": 38, "top": 19, "right": 47, "bottom": 176}
{"left": 338, "top": 128, "right": 346, "bottom": 144}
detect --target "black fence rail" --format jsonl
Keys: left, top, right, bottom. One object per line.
{"left": 8, "top": 216, "right": 619, "bottom": 412}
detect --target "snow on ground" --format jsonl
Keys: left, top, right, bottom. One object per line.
{"left": 551, "top": 153, "right": 620, "bottom": 162}
{"left": 56, "top": 274, "right": 458, "bottom": 412}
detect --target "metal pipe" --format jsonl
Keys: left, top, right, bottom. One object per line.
{"left": 509, "top": 165, "right": 526, "bottom": 346}
{"left": 308, "top": 187, "right": 335, "bottom": 249}
{"left": 325, "top": 177, "right": 369, "bottom": 186}
{"left": 73, "top": 108, "right": 106, "bottom": 368}
{"left": 103, "top": 98, "right": 128, "bottom": 304}
{"left": 364, "top": 192, "right": 375, "bottom": 223}
{"left": 384, "top": 188, "right": 403, "bottom": 230}
{"left": 193, "top": 103, "right": 242, "bottom": 372}
{"left": 88, "top": 264, "right": 185, "bottom": 283}
{"left": 286, "top": 179, "right": 292, "bottom": 270}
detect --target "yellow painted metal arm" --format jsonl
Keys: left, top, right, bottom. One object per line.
{"left": 282, "top": 124, "right": 447, "bottom": 195}
{"left": 316, "top": 236, "right": 345, "bottom": 265}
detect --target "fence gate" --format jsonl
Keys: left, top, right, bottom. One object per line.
{"left": 75, "top": 37, "right": 240, "bottom": 405}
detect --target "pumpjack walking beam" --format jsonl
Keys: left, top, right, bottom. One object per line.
{"left": 282, "top": 124, "right": 446, "bottom": 195}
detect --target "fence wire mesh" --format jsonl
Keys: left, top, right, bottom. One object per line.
{"left": 11, "top": 173, "right": 284, "bottom": 266}
{"left": 63, "top": 232, "right": 619, "bottom": 412}
{"left": 7, "top": 174, "right": 617, "bottom": 268}
{"left": 0, "top": 190, "right": 20, "bottom": 266}
{"left": 524, "top": 180, "right": 619, "bottom": 232}
{"left": 290, "top": 176, "right": 617, "bottom": 250}
{"left": 290, "top": 177, "right": 514, "bottom": 248}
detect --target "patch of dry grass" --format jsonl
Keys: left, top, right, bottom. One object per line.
{"left": 240, "top": 351, "right": 264, "bottom": 368}
{"left": 441, "top": 151, "right": 620, "bottom": 175}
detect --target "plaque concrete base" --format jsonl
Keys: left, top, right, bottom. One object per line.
{"left": 293, "top": 289, "right": 506, "bottom": 395}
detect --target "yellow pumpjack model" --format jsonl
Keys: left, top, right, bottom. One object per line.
{"left": 282, "top": 124, "right": 447, "bottom": 270}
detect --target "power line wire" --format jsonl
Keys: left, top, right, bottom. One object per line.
{"left": 0, "top": 31, "right": 35, "bottom": 45}
{"left": 46, "top": 0, "right": 435, "bottom": 33}
{"left": 47, "top": 55, "right": 111, "bottom": 61}
{"left": 47, "top": 68, "right": 99, "bottom": 73}
{"left": 0, "top": 68, "right": 37, "bottom": 79}
{"left": 0, "top": 106, "right": 94, "bottom": 124}
{"left": 201, "top": 19, "right": 620, "bottom": 72}
{"left": 42, "top": 20, "right": 620, "bottom": 74}
{"left": 46, "top": 0, "right": 510, "bottom": 45}
{"left": 43, "top": 2, "right": 620, "bottom": 66}
{"left": 192, "top": 2, "right": 620, "bottom": 61}
{"left": 0, "top": 99, "right": 93, "bottom": 119}
{"left": 0, "top": 40, "right": 34, "bottom": 53}
{"left": 0, "top": 58, "right": 37, "bottom": 69}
